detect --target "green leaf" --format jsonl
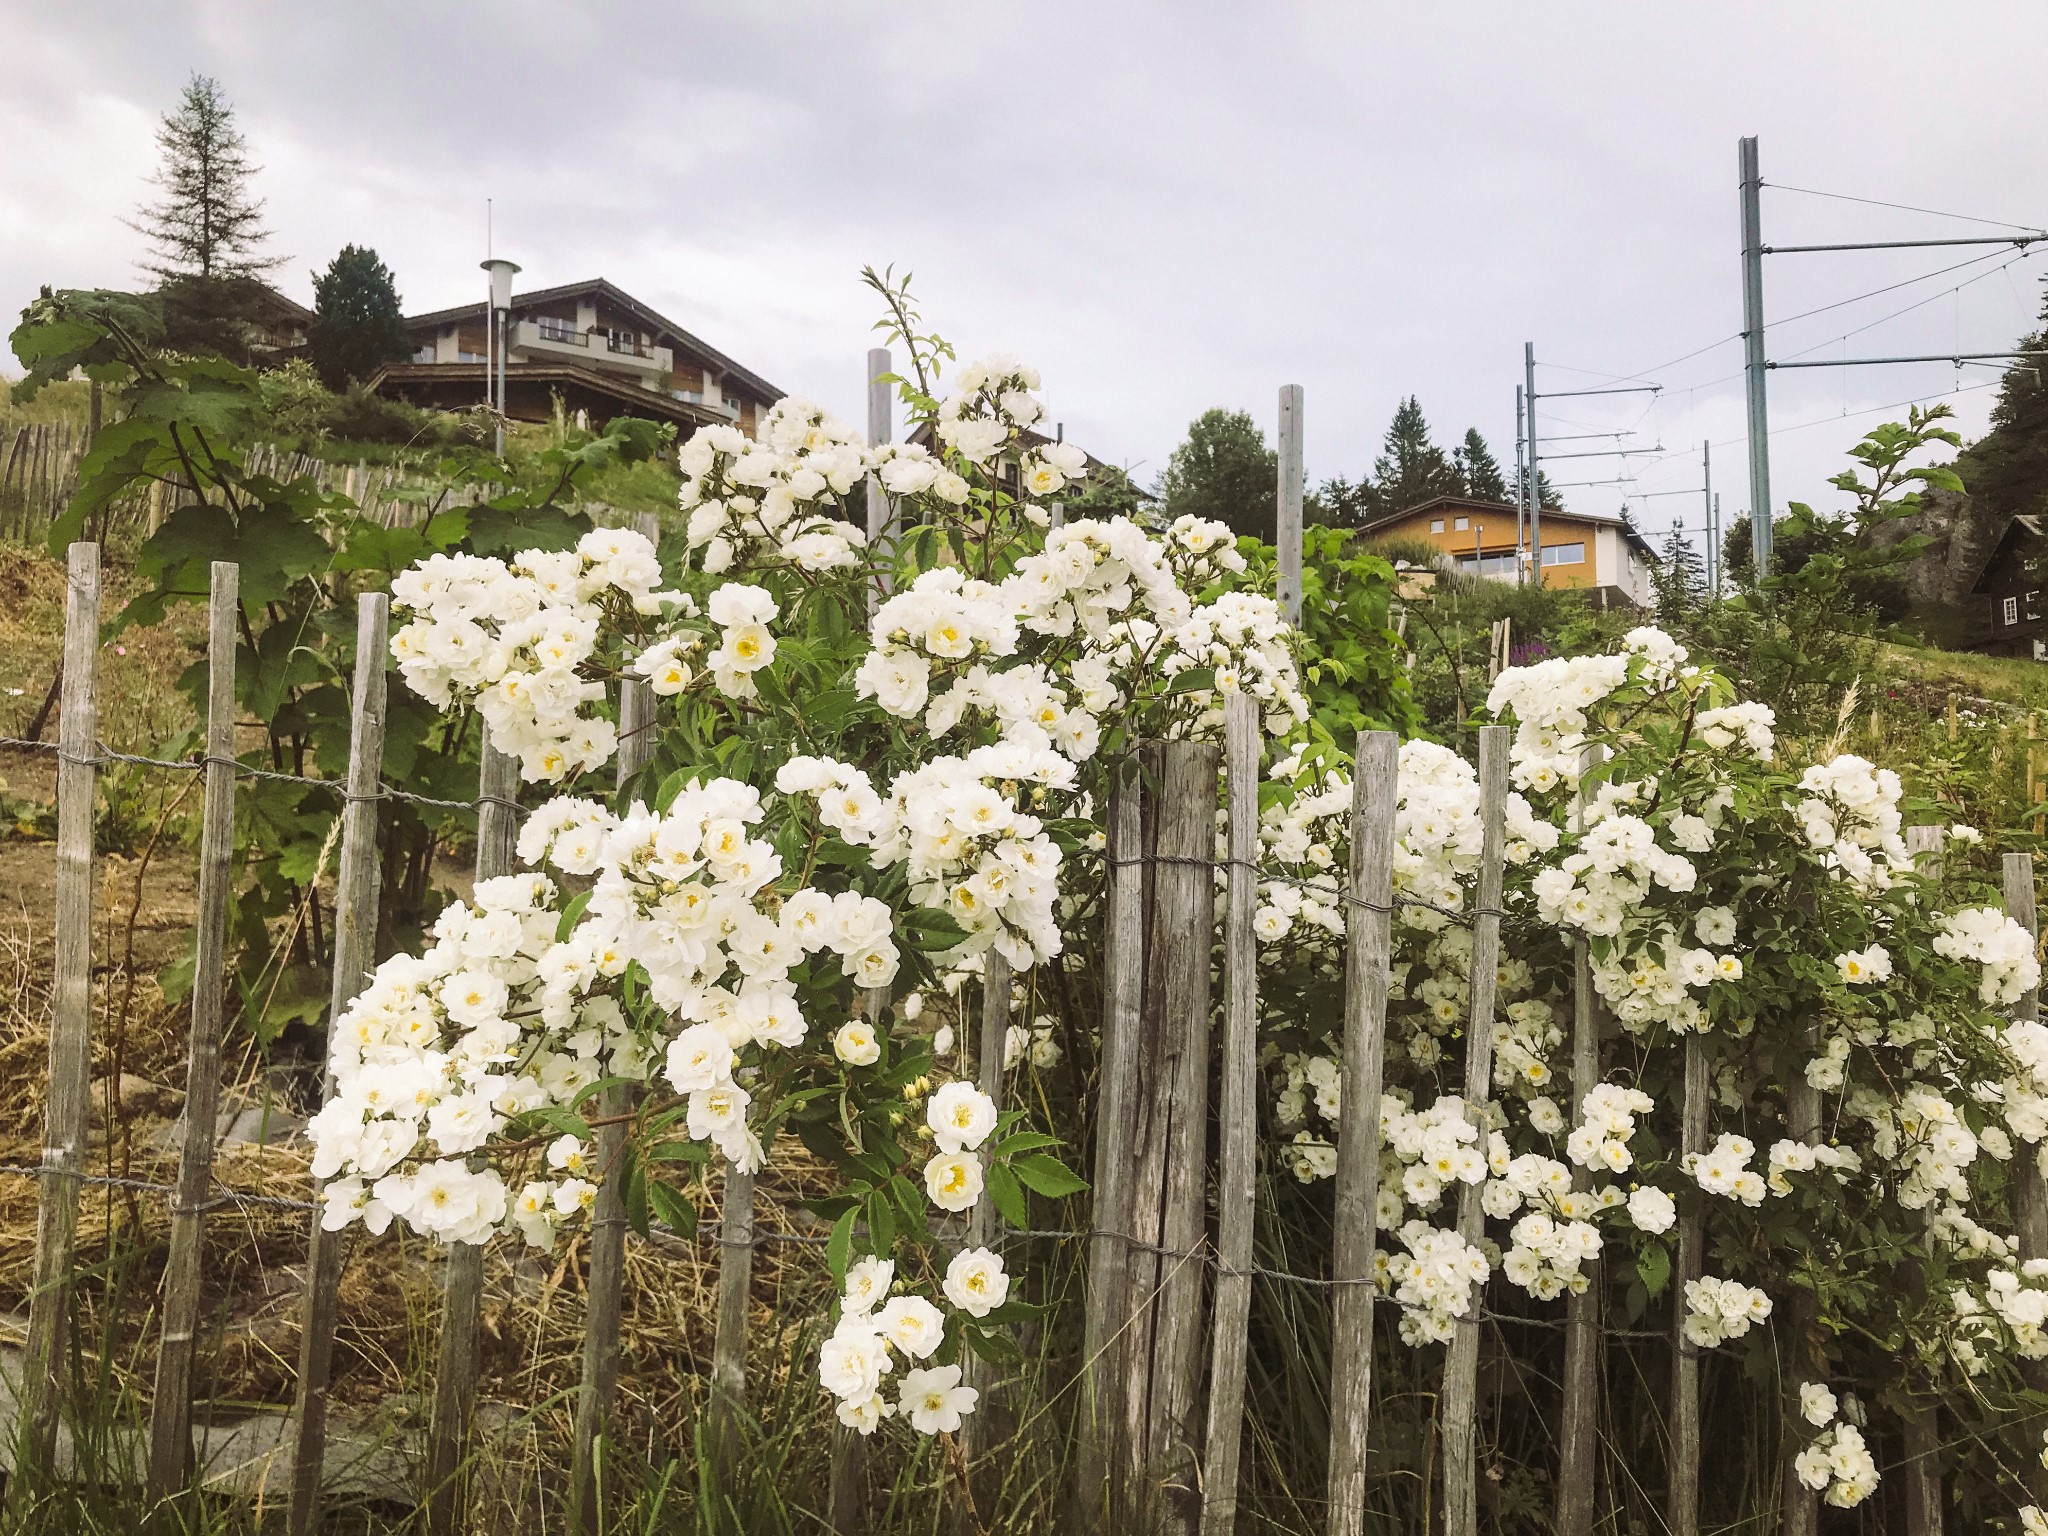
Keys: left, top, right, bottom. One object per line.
{"left": 1637, "top": 1240, "right": 1672, "bottom": 1299}
{"left": 1010, "top": 1153, "right": 1088, "bottom": 1199}
{"left": 555, "top": 891, "right": 592, "bottom": 942}
{"left": 985, "top": 1162, "right": 1029, "bottom": 1230}
{"left": 827, "top": 1209, "right": 857, "bottom": 1286}
{"left": 648, "top": 1179, "right": 698, "bottom": 1238}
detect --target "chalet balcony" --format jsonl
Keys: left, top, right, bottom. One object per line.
{"left": 510, "top": 318, "right": 672, "bottom": 382}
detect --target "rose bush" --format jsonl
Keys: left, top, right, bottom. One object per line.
{"left": 308, "top": 288, "right": 2048, "bottom": 1520}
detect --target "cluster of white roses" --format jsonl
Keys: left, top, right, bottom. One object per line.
{"left": 1687, "top": 1133, "right": 1769, "bottom": 1206}
{"left": 677, "top": 402, "right": 871, "bottom": 574}
{"left": 1380, "top": 1221, "right": 1491, "bottom": 1346}
{"left": 1794, "top": 755, "right": 1910, "bottom": 893}
{"left": 311, "top": 873, "right": 603, "bottom": 1244}
{"left": 819, "top": 1246, "right": 1010, "bottom": 1435}
{"left": 391, "top": 529, "right": 674, "bottom": 782}
{"left": 1791, "top": 1382, "right": 1879, "bottom": 1508}
{"left": 1935, "top": 905, "right": 2042, "bottom": 1007}
{"left": 1682, "top": 1274, "right": 1773, "bottom": 1347}
{"left": 1564, "top": 1083, "right": 1654, "bottom": 1176}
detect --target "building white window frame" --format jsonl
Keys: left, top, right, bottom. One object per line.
{"left": 1453, "top": 516, "right": 1470, "bottom": 532}
{"left": 1429, "top": 518, "right": 1445, "bottom": 534}
{"left": 1541, "top": 542, "right": 1587, "bottom": 567}
{"left": 2003, "top": 595, "right": 2021, "bottom": 626}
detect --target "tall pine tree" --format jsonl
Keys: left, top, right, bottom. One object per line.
{"left": 310, "top": 246, "right": 410, "bottom": 388}
{"left": 129, "top": 74, "right": 281, "bottom": 359}
{"left": 1957, "top": 280, "right": 2048, "bottom": 528}
{"left": 1363, "top": 397, "right": 1461, "bottom": 519}
{"left": 1453, "top": 428, "right": 1509, "bottom": 502}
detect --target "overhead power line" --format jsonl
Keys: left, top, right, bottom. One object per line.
{"left": 1763, "top": 181, "right": 2048, "bottom": 236}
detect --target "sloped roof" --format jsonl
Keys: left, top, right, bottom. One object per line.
{"left": 1361, "top": 493, "right": 1658, "bottom": 561}
{"left": 1971, "top": 513, "right": 2046, "bottom": 594}
{"left": 404, "top": 277, "right": 782, "bottom": 402}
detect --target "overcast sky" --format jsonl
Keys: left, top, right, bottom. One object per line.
{"left": 4, "top": 2, "right": 2045, "bottom": 547}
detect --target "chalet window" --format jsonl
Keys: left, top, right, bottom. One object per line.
{"left": 1542, "top": 542, "right": 1587, "bottom": 567}
{"left": 1429, "top": 518, "right": 1445, "bottom": 534}
{"left": 1453, "top": 516, "right": 1470, "bottom": 532}
{"left": 2003, "top": 596, "right": 2021, "bottom": 626}
{"left": 2029, "top": 589, "right": 2042, "bottom": 621}
{"left": 1457, "top": 552, "right": 1518, "bottom": 576}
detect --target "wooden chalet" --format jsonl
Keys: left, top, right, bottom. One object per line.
{"left": 366, "top": 277, "right": 782, "bottom": 436}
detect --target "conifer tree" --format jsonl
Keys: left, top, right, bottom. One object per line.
{"left": 129, "top": 74, "right": 281, "bottom": 360}
{"left": 1363, "top": 397, "right": 1461, "bottom": 519}
{"left": 1453, "top": 428, "right": 1510, "bottom": 502}
{"left": 310, "top": 245, "right": 410, "bottom": 388}
{"left": 132, "top": 74, "right": 277, "bottom": 283}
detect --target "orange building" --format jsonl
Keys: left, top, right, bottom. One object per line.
{"left": 1359, "top": 494, "right": 1658, "bottom": 607}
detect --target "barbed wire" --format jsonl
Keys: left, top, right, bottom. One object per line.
{"left": 1087, "top": 849, "right": 1494, "bottom": 929}
{"left": 0, "top": 735, "right": 517, "bottom": 817}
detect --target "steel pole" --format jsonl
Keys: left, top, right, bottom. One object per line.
{"left": 1524, "top": 343, "right": 1540, "bottom": 584}
{"left": 1740, "top": 136, "right": 1772, "bottom": 574}
{"left": 1701, "top": 440, "right": 1713, "bottom": 595}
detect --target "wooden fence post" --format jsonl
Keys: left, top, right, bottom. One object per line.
{"left": 2006, "top": 853, "right": 2048, "bottom": 1508}
{"left": 827, "top": 980, "right": 895, "bottom": 1535}
{"left": 285, "top": 592, "right": 391, "bottom": 1536}
{"left": 13, "top": 542, "right": 101, "bottom": 1493}
{"left": 1440, "top": 725, "right": 1508, "bottom": 1536}
{"left": 956, "top": 948, "right": 1011, "bottom": 1510}
{"left": 420, "top": 730, "right": 520, "bottom": 1536}
{"left": 145, "top": 561, "right": 240, "bottom": 1502}
{"left": 1077, "top": 767, "right": 1144, "bottom": 1525}
{"left": 1667, "top": 1032, "right": 1709, "bottom": 1536}
{"left": 1122, "top": 740, "right": 1220, "bottom": 1534}
{"left": 1326, "top": 730, "right": 1400, "bottom": 1536}
{"left": 569, "top": 521, "right": 659, "bottom": 1532}
{"left": 1899, "top": 825, "right": 1947, "bottom": 1536}
{"left": 1277, "top": 386, "right": 1304, "bottom": 628}
{"left": 1199, "top": 693, "right": 1263, "bottom": 1536}
{"left": 1555, "top": 760, "right": 1607, "bottom": 1536}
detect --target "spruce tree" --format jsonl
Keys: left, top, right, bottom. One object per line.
{"left": 1453, "top": 428, "right": 1510, "bottom": 502}
{"left": 1155, "top": 408, "right": 1278, "bottom": 539}
{"left": 1655, "top": 522, "right": 1705, "bottom": 622}
{"left": 132, "top": 74, "right": 277, "bottom": 283}
{"left": 1957, "top": 282, "right": 2048, "bottom": 527}
{"left": 1363, "top": 397, "right": 1461, "bottom": 520}
{"left": 310, "top": 246, "right": 410, "bottom": 388}
{"left": 130, "top": 74, "right": 280, "bottom": 360}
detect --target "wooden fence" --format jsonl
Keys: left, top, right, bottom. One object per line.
{"left": 4, "top": 372, "right": 2042, "bottom": 1533}
{"left": 0, "top": 428, "right": 475, "bottom": 547}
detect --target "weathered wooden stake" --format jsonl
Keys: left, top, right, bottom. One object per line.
{"left": 1900, "top": 823, "right": 1947, "bottom": 1536}
{"left": 1440, "top": 725, "right": 1508, "bottom": 1536}
{"left": 1556, "top": 757, "right": 1604, "bottom": 1536}
{"left": 2007, "top": 853, "right": 2048, "bottom": 1507}
{"left": 1277, "top": 385, "right": 1305, "bottom": 627}
{"left": 1326, "top": 730, "right": 1400, "bottom": 1536}
{"left": 1123, "top": 741, "right": 1220, "bottom": 1534}
{"left": 569, "top": 541, "right": 659, "bottom": 1532}
{"left": 420, "top": 730, "right": 519, "bottom": 1536}
{"left": 1077, "top": 769, "right": 1144, "bottom": 1525}
{"left": 286, "top": 593, "right": 391, "bottom": 1536}
{"left": 1667, "top": 1032, "right": 1709, "bottom": 1536}
{"left": 146, "top": 562, "right": 239, "bottom": 1503}
{"left": 14, "top": 542, "right": 101, "bottom": 1496}
{"left": 957, "top": 948, "right": 1012, "bottom": 1498}
{"left": 1199, "top": 693, "right": 1263, "bottom": 1536}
